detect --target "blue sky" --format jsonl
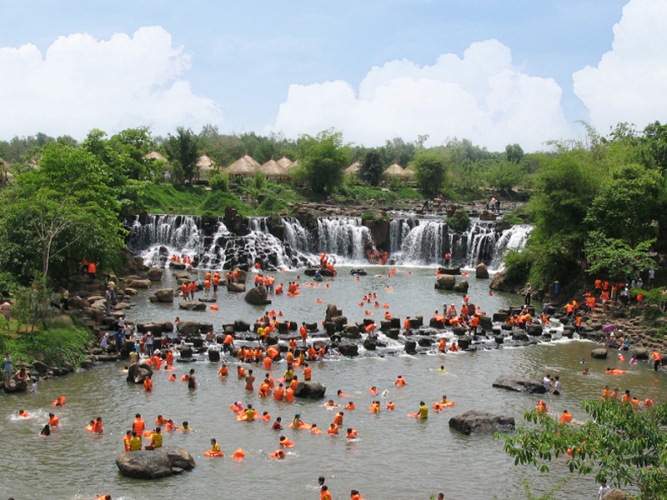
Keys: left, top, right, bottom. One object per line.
{"left": 1, "top": 0, "right": 664, "bottom": 152}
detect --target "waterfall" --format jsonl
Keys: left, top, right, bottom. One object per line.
{"left": 127, "top": 215, "right": 204, "bottom": 267}
{"left": 127, "top": 214, "right": 532, "bottom": 270}
{"left": 316, "top": 217, "right": 374, "bottom": 263}
{"left": 488, "top": 224, "right": 534, "bottom": 271}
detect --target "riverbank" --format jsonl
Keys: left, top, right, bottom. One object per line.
{"left": 0, "top": 317, "right": 95, "bottom": 392}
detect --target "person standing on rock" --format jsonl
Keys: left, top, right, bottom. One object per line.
{"left": 4, "top": 353, "right": 12, "bottom": 387}
{"left": 145, "top": 333, "right": 154, "bottom": 357}
{"left": 524, "top": 284, "right": 532, "bottom": 306}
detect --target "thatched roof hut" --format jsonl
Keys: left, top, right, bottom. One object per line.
{"left": 260, "top": 159, "right": 289, "bottom": 180}
{"left": 384, "top": 163, "right": 411, "bottom": 177}
{"left": 344, "top": 161, "right": 361, "bottom": 176}
{"left": 226, "top": 155, "right": 261, "bottom": 177}
{"left": 197, "top": 154, "right": 216, "bottom": 181}
{"left": 277, "top": 156, "right": 295, "bottom": 169}
{"left": 144, "top": 151, "right": 167, "bottom": 162}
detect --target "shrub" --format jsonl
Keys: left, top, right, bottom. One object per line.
{"left": 446, "top": 211, "right": 470, "bottom": 232}
{"left": 209, "top": 173, "right": 229, "bottom": 191}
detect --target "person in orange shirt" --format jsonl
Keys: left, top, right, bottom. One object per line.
{"left": 350, "top": 490, "right": 366, "bottom": 500}
{"left": 558, "top": 410, "right": 572, "bottom": 425}
{"left": 48, "top": 413, "right": 59, "bottom": 427}
{"left": 395, "top": 375, "right": 406, "bottom": 387}
{"left": 346, "top": 428, "right": 358, "bottom": 439}
{"left": 304, "top": 363, "right": 312, "bottom": 381}
{"left": 123, "top": 430, "right": 132, "bottom": 451}
{"left": 143, "top": 375, "right": 153, "bottom": 392}
{"left": 132, "top": 413, "right": 145, "bottom": 435}
{"left": 333, "top": 412, "right": 344, "bottom": 427}
{"left": 321, "top": 485, "right": 332, "bottom": 500}
{"left": 92, "top": 417, "right": 103, "bottom": 434}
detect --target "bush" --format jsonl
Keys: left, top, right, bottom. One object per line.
{"left": 6, "top": 325, "right": 95, "bottom": 367}
{"left": 257, "top": 195, "right": 288, "bottom": 215}
{"left": 503, "top": 249, "right": 532, "bottom": 284}
{"left": 209, "top": 173, "right": 229, "bottom": 191}
{"left": 446, "top": 211, "right": 470, "bottom": 232}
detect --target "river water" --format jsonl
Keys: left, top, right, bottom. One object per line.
{"left": 0, "top": 268, "right": 663, "bottom": 500}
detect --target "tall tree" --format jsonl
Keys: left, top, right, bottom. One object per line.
{"left": 298, "top": 130, "right": 348, "bottom": 195}
{"left": 165, "top": 127, "right": 199, "bottom": 184}
{"left": 359, "top": 150, "right": 384, "bottom": 186}
{"left": 412, "top": 150, "right": 447, "bottom": 195}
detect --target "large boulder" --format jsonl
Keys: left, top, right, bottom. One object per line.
{"left": 116, "top": 447, "right": 196, "bottom": 479}
{"left": 152, "top": 289, "right": 174, "bottom": 303}
{"left": 325, "top": 304, "right": 342, "bottom": 322}
{"left": 475, "top": 263, "right": 489, "bottom": 279}
{"left": 147, "top": 268, "right": 163, "bottom": 281}
{"left": 128, "top": 279, "right": 151, "bottom": 289}
{"left": 227, "top": 282, "right": 246, "bottom": 293}
{"left": 448, "top": 410, "right": 515, "bottom": 435}
{"left": 435, "top": 275, "right": 456, "bottom": 290}
{"left": 404, "top": 339, "right": 417, "bottom": 354}
{"left": 178, "top": 301, "right": 207, "bottom": 311}
{"left": 453, "top": 280, "right": 469, "bottom": 293}
{"left": 3, "top": 380, "right": 27, "bottom": 393}
{"left": 526, "top": 324, "right": 543, "bottom": 336}
{"left": 294, "top": 381, "right": 326, "bottom": 399}
{"left": 245, "top": 286, "right": 271, "bottom": 306}
{"left": 631, "top": 347, "right": 649, "bottom": 360}
{"left": 337, "top": 341, "right": 359, "bottom": 357}
{"left": 457, "top": 336, "right": 473, "bottom": 350}
{"left": 341, "top": 325, "right": 361, "bottom": 340}
{"left": 492, "top": 376, "right": 546, "bottom": 394}
{"left": 591, "top": 348, "right": 608, "bottom": 360}
{"left": 126, "top": 362, "right": 153, "bottom": 384}
{"left": 175, "top": 321, "right": 200, "bottom": 336}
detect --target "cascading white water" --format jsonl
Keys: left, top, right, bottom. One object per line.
{"left": 128, "top": 215, "right": 204, "bottom": 267}
{"left": 488, "top": 224, "right": 534, "bottom": 271}
{"left": 127, "top": 214, "right": 532, "bottom": 270}
{"left": 316, "top": 217, "right": 373, "bottom": 263}
{"left": 282, "top": 217, "right": 312, "bottom": 254}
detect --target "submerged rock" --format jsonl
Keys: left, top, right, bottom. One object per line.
{"left": 448, "top": 410, "right": 515, "bottom": 435}
{"left": 492, "top": 376, "right": 546, "bottom": 394}
{"left": 294, "top": 381, "right": 326, "bottom": 399}
{"left": 591, "top": 348, "right": 608, "bottom": 359}
{"left": 116, "top": 447, "right": 196, "bottom": 479}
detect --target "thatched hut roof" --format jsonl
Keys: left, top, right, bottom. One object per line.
{"left": 260, "top": 159, "right": 288, "bottom": 178}
{"left": 226, "top": 154, "right": 261, "bottom": 177}
{"left": 344, "top": 161, "right": 361, "bottom": 176}
{"left": 384, "top": 163, "right": 410, "bottom": 177}
{"left": 144, "top": 151, "right": 167, "bottom": 162}
{"left": 277, "top": 156, "right": 295, "bottom": 169}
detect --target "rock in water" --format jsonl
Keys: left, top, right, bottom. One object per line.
{"left": 591, "top": 348, "right": 608, "bottom": 360}
{"left": 475, "top": 263, "right": 489, "bottom": 279}
{"left": 492, "top": 376, "right": 546, "bottom": 394}
{"left": 116, "top": 447, "right": 196, "bottom": 479}
{"left": 152, "top": 288, "right": 174, "bottom": 303}
{"left": 127, "top": 362, "right": 153, "bottom": 384}
{"left": 448, "top": 410, "right": 515, "bottom": 435}
{"left": 244, "top": 286, "right": 271, "bottom": 306}
{"left": 294, "top": 381, "right": 326, "bottom": 399}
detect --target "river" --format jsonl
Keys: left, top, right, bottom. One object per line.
{"left": 0, "top": 268, "right": 662, "bottom": 500}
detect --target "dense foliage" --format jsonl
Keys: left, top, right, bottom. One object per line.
{"left": 502, "top": 400, "right": 667, "bottom": 499}
{"left": 3, "top": 120, "right": 667, "bottom": 291}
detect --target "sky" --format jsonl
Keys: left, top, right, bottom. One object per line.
{"left": 0, "top": 0, "right": 665, "bottom": 152}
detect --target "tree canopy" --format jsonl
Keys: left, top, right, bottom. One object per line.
{"left": 502, "top": 400, "right": 667, "bottom": 499}
{"left": 297, "top": 130, "right": 349, "bottom": 195}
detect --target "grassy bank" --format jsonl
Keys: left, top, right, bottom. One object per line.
{"left": 0, "top": 318, "right": 95, "bottom": 368}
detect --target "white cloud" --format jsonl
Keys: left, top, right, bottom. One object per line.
{"left": 0, "top": 26, "right": 223, "bottom": 139}
{"left": 272, "top": 39, "right": 570, "bottom": 152}
{"left": 573, "top": 0, "right": 667, "bottom": 133}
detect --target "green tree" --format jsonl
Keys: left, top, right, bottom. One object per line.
{"left": 412, "top": 150, "right": 447, "bottom": 195}
{"left": 585, "top": 164, "right": 662, "bottom": 247}
{"left": 0, "top": 143, "right": 126, "bottom": 283}
{"left": 502, "top": 400, "right": 667, "bottom": 499}
{"left": 298, "top": 130, "right": 348, "bottom": 195}
{"left": 484, "top": 159, "right": 526, "bottom": 194}
{"left": 165, "top": 127, "right": 199, "bottom": 184}
{"left": 359, "top": 150, "right": 384, "bottom": 186}
{"left": 505, "top": 143, "right": 524, "bottom": 163}
{"left": 584, "top": 233, "right": 655, "bottom": 281}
